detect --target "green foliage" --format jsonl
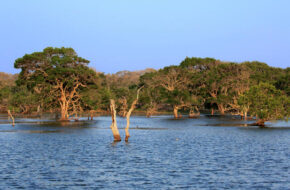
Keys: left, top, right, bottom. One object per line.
{"left": 239, "top": 83, "right": 289, "bottom": 121}
{"left": 241, "top": 61, "right": 284, "bottom": 85}
{"left": 0, "top": 52, "right": 287, "bottom": 124}
{"left": 179, "top": 57, "right": 220, "bottom": 70}
{"left": 9, "top": 86, "right": 38, "bottom": 112}
{"left": 0, "top": 86, "right": 13, "bottom": 110}
{"left": 275, "top": 67, "right": 290, "bottom": 96}
{"left": 14, "top": 47, "right": 99, "bottom": 115}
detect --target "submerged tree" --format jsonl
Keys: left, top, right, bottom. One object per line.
{"left": 14, "top": 47, "right": 98, "bottom": 121}
{"left": 202, "top": 63, "right": 250, "bottom": 115}
{"left": 149, "top": 66, "right": 191, "bottom": 118}
{"left": 110, "top": 99, "right": 121, "bottom": 141}
{"left": 239, "top": 83, "right": 289, "bottom": 126}
{"left": 125, "top": 86, "right": 143, "bottom": 142}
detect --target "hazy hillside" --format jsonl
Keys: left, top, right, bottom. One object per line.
{"left": 0, "top": 72, "right": 18, "bottom": 87}
{"left": 106, "top": 68, "right": 156, "bottom": 88}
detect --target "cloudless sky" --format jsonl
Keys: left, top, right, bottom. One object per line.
{"left": 0, "top": 0, "right": 289, "bottom": 74}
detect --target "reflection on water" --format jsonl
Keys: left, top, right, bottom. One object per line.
{"left": 0, "top": 114, "right": 289, "bottom": 189}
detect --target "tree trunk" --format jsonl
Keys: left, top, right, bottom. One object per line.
{"left": 125, "top": 87, "right": 142, "bottom": 142}
{"left": 244, "top": 111, "right": 248, "bottom": 120}
{"left": 240, "top": 112, "right": 244, "bottom": 119}
{"left": 60, "top": 105, "right": 68, "bottom": 121}
{"left": 189, "top": 107, "right": 200, "bottom": 118}
{"left": 71, "top": 104, "right": 80, "bottom": 121}
{"left": 59, "top": 92, "right": 72, "bottom": 121}
{"left": 173, "top": 106, "right": 179, "bottom": 119}
{"left": 110, "top": 99, "right": 121, "bottom": 142}
{"left": 7, "top": 110, "right": 15, "bottom": 127}
{"left": 218, "top": 104, "right": 225, "bottom": 115}
{"left": 146, "top": 109, "right": 152, "bottom": 118}
{"left": 37, "top": 105, "right": 41, "bottom": 114}
{"left": 90, "top": 110, "right": 94, "bottom": 120}
{"left": 57, "top": 80, "right": 82, "bottom": 121}
{"left": 146, "top": 105, "right": 156, "bottom": 118}
{"left": 125, "top": 102, "right": 136, "bottom": 142}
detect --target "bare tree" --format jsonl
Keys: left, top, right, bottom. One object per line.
{"left": 110, "top": 99, "right": 121, "bottom": 141}
{"left": 125, "top": 87, "right": 143, "bottom": 142}
{"left": 7, "top": 110, "right": 15, "bottom": 126}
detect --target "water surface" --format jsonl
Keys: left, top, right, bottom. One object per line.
{"left": 0, "top": 114, "right": 289, "bottom": 189}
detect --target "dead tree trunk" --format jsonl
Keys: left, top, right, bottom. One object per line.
{"left": 110, "top": 99, "right": 121, "bottom": 142}
{"left": 125, "top": 101, "right": 136, "bottom": 142}
{"left": 125, "top": 87, "right": 143, "bottom": 142}
{"left": 7, "top": 110, "right": 15, "bottom": 127}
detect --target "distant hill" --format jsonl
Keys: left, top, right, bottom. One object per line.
{"left": 0, "top": 68, "right": 156, "bottom": 89}
{"left": 106, "top": 68, "right": 156, "bottom": 88}
{"left": 0, "top": 72, "right": 18, "bottom": 87}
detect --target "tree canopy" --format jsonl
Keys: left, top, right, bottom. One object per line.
{"left": 0, "top": 49, "right": 288, "bottom": 125}
{"left": 14, "top": 47, "right": 99, "bottom": 120}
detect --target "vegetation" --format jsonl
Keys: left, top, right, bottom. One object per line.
{"left": 239, "top": 83, "right": 289, "bottom": 126}
{"left": 0, "top": 47, "right": 289, "bottom": 128}
{"left": 13, "top": 47, "right": 99, "bottom": 120}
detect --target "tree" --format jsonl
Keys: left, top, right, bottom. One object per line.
{"left": 139, "top": 72, "right": 161, "bottom": 117}
{"left": 275, "top": 67, "right": 290, "bottom": 96}
{"left": 9, "top": 85, "right": 38, "bottom": 114}
{"left": 14, "top": 47, "right": 98, "bottom": 121}
{"left": 125, "top": 86, "right": 143, "bottom": 142}
{"left": 202, "top": 63, "right": 250, "bottom": 115}
{"left": 239, "top": 83, "right": 289, "bottom": 126}
{"left": 241, "top": 61, "right": 284, "bottom": 85}
{"left": 110, "top": 99, "right": 121, "bottom": 141}
{"left": 179, "top": 57, "right": 221, "bottom": 115}
{"left": 147, "top": 66, "right": 191, "bottom": 118}
{"left": 0, "top": 73, "right": 18, "bottom": 112}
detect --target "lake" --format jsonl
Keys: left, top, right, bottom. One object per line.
{"left": 0, "top": 114, "right": 289, "bottom": 189}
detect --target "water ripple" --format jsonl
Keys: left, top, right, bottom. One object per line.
{"left": 0, "top": 115, "right": 289, "bottom": 189}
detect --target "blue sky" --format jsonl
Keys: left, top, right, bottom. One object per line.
{"left": 0, "top": 0, "right": 289, "bottom": 74}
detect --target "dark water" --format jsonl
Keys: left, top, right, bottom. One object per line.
{"left": 0, "top": 114, "right": 289, "bottom": 189}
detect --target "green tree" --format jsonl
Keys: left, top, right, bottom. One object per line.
{"left": 275, "top": 67, "right": 290, "bottom": 96}
{"left": 204, "top": 63, "right": 250, "bottom": 115}
{"left": 139, "top": 71, "right": 162, "bottom": 117}
{"left": 241, "top": 61, "right": 284, "bottom": 85}
{"left": 14, "top": 47, "right": 98, "bottom": 120}
{"left": 239, "top": 83, "right": 289, "bottom": 126}
{"left": 146, "top": 66, "right": 191, "bottom": 118}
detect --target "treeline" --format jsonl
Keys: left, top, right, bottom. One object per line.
{"left": 0, "top": 47, "right": 289, "bottom": 126}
